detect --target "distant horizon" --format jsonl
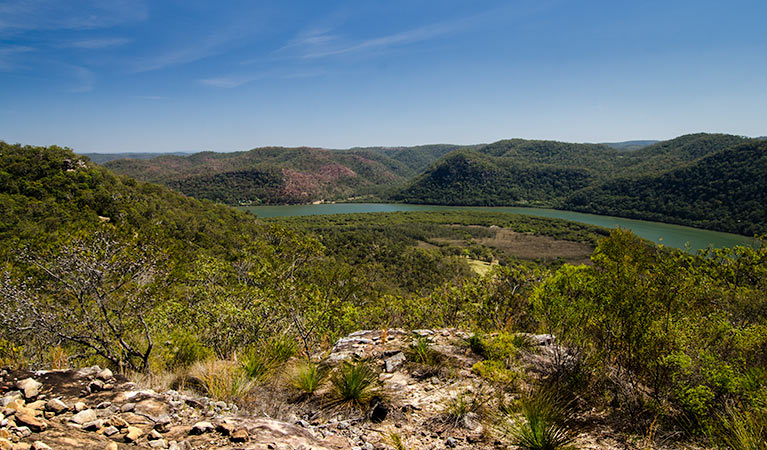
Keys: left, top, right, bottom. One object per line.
{"left": 13, "top": 133, "right": 763, "bottom": 155}
{"left": 2, "top": 1, "right": 766, "bottom": 153}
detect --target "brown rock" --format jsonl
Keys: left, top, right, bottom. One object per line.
{"left": 125, "top": 426, "right": 143, "bottom": 443}
{"left": 105, "top": 443, "right": 118, "bottom": 450}
{"left": 108, "top": 416, "right": 128, "bottom": 428}
{"left": 231, "top": 428, "right": 249, "bottom": 442}
{"left": 12, "top": 442, "right": 32, "bottom": 450}
{"left": 25, "top": 401, "right": 45, "bottom": 411}
{"left": 97, "top": 369, "right": 114, "bottom": 381}
{"left": 0, "top": 439, "right": 12, "bottom": 450}
{"left": 15, "top": 412, "right": 47, "bottom": 432}
{"left": 31, "top": 443, "right": 51, "bottom": 450}
{"left": 70, "top": 409, "right": 97, "bottom": 425}
{"left": 15, "top": 379, "right": 42, "bottom": 399}
{"left": 0, "top": 430, "right": 8, "bottom": 439}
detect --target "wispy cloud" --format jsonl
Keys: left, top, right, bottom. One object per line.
{"left": 0, "top": 45, "right": 35, "bottom": 71}
{"left": 200, "top": 68, "right": 324, "bottom": 88}
{"left": 67, "top": 65, "right": 95, "bottom": 93}
{"left": 62, "top": 37, "right": 131, "bottom": 49}
{"left": 0, "top": 0, "right": 148, "bottom": 34}
{"left": 276, "top": 17, "right": 473, "bottom": 61}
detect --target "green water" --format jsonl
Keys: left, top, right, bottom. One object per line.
{"left": 240, "top": 203, "right": 757, "bottom": 251}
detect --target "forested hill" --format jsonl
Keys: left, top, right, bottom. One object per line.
{"left": 562, "top": 140, "right": 767, "bottom": 236}
{"left": 103, "top": 144, "right": 459, "bottom": 205}
{"left": 392, "top": 133, "right": 763, "bottom": 235}
{"left": 0, "top": 141, "right": 276, "bottom": 258}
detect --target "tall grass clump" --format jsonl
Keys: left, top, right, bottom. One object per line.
{"left": 502, "top": 389, "right": 577, "bottom": 450}
{"left": 715, "top": 404, "right": 767, "bottom": 450}
{"left": 288, "top": 360, "right": 326, "bottom": 395}
{"left": 187, "top": 359, "right": 254, "bottom": 402}
{"left": 331, "top": 360, "right": 379, "bottom": 407}
{"left": 442, "top": 388, "right": 486, "bottom": 427}
{"left": 241, "top": 334, "right": 297, "bottom": 382}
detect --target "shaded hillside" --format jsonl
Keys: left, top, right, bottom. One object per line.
{"left": 562, "top": 140, "right": 767, "bottom": 235}
{"left": 104, "top": 145, "right": 459, "bottom": 204}
{"left": 392, "top": 150, "right": 596, "bottom": 206}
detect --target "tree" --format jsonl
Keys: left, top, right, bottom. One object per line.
{"left": 0, "top": 228, "right": 167, "bottom": 373}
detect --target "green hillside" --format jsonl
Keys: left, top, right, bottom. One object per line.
{"left": 563, "top": 140, "right": 767, "bottom": 235}
{"left": 103, "top": 145, "right": 459, "bottom": 205}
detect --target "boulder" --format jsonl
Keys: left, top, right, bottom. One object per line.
{"left": 125, "top": 426, "right": 143, "bottom": 442}
{"left": 45, "top": 399, "right": 68, "bottom": 414}
{"left": 15, "top": 379, "right": 42, "bottom": 399}
{"left": 70, "top": 409, "right": 98, "bottom": 425}
{"left": 15, "top": 412, "right": 47, "bottom": 432}
{"left": 96, "top": 368, "right": 113, "bottom": 381}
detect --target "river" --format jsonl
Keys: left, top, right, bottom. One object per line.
{"left": 240, "top": 203, "right": 757, "bottom": 251}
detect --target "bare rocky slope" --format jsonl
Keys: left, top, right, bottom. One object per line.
{"left": 1, "top": 329, "right": 685, "bottom": 450}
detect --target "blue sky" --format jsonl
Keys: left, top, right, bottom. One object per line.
{"left": 1, "top": 0, "right": 766, "bottom": 153}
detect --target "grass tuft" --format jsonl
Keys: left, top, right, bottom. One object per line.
{"left": 288, "top": 360, "right": 326, "bottom": 395}
{"left": 503, "top": 389, "right": 577, "bottom": 450}
{"left": 331, "top": 360, "right": 379, "bottom": 407}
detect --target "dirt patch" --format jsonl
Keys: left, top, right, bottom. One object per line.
{"left": 481, "top": 228, "right": 593, "bottom": 265}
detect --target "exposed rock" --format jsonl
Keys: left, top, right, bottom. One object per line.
{"left": 125, "top": 426, "right": 144, "bottom": 442}
{"left": 149, "top": 438, "right": 168, "bottom": 448}
{"left": 103, "top": 426, "right": 119, "bottom": 436}
{"left": 0, "top": 438, "right": 10, "bottom": 450}
{"left": 30, "top": 442, "right": 51, "bottom": 450}
{"left": 14, "top": 412, "right": 47, "bottom": 432}
{"left": 45, "top": 399, "right": 67, "bottom": 414}
{"left": 190, "top": 421, "right": 214, "bottom": 435}
{"left": 384, "top": 352, "right": 406, "bottom": 373}
{"left": 105, "top": 443, "right": 118, "bottom": 450}
{"left": 96, "top": 369, "right": 113, "bottom": 381}
{"left": 15, "top": 379, "right": 42, "bottom": 399}
{"left": 69, "top": 409, "right": 97, "bottom": 425}
{"left": 230, "top": 428, "right": 248, "bottom": 442}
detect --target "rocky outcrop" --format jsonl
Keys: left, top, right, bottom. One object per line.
{"left": 0, "top": 366, "right": 352, "bottom": 450}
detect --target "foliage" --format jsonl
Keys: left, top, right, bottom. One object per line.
{"left": 442, "top": 388, "right": 486, "bottom": 427}
{"left": 408, "top": 336, "right": 439, "bottom": 366}
{"left": 0, "top": 230, "right": 167, "bottom": 373}
{"left": 288, "top": 360, "right": 326, "bottom": 395}
{"left": 187, "top": 359, "right": 254, "bottom": 402}
{"left": 241, "top": 335, "right": 297, "bottom": 382}
{"left": 715, "top": 404, "right": 767, "bottom": 450}
{"left": 502, "top": 389, "right": 577, "bottom": 450}
{"left": 162, "top": 331, "right": 212, "bottom": 370}
{"left": 331, "top": 360, "right": 379, "bottom": 407}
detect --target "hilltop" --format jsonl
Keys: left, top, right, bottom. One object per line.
{"left": 103, "top": 145, "right": 459, "bottom": 205}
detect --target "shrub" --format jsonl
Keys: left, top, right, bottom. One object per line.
{"left": 164, "top": 332, "right": 211, "bottom": 370}
{"left": 472, "top": 360, "right": 520, "bottom": 386}
{"left": 288, "top": 360, "right": 326, "bottom": 395}
{"left": 502, "top": 389, "right": 577, "bottom": 450}
{"left": 331, "top": 360, "right": 379, "bottom": 407}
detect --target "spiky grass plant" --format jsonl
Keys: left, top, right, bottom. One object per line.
{"left": 288, "top": 360, "right": 326, "bottom": 395}
{"left": 409, "top": 335, "right": 438, "bottom": 366}
{"left": 716, "top": 404, "right": 767, "bottom": 450}
{"left": 503, "top": 389, "right": 577, "bottom": 450}
{"left": 331, "top": 360, "right": 379, "bottom": 407}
